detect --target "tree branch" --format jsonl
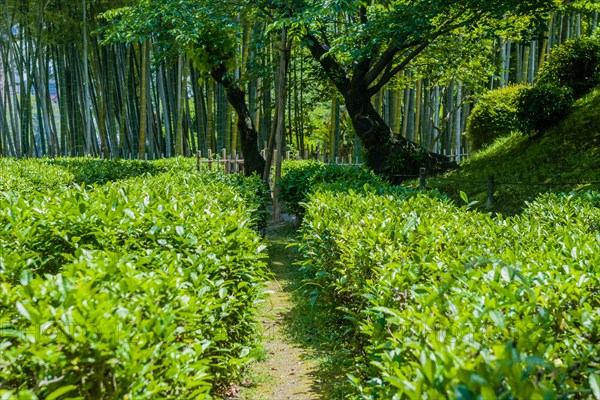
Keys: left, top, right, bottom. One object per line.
{"left": 304, "top": 33, "right": 351, "bottom": 95}
{"left": 365, "top": 44, "right": 401, "bottom": 85}
{"left": 366, "top": 12, "right": 485, "bottom": 97}
{"left": 359, "top": 5, "right": 368, "bottom": 24}
{"left": 367, "top": 41, "right": 429, "bottom": 97}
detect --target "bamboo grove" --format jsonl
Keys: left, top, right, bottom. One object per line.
{"left": 0, "top": 1, "right": 598, "bottom": 162}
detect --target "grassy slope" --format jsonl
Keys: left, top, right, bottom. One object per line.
{"left": 432, "top": 86, "right": 600, "bottom": 215}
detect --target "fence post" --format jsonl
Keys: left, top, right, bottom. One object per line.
{"left": 272, "top": 149, "right": 278, "bottom": 197}
{"left": 221, "top": 148, "right": 228, "bottom": 173}
{"left": 419, "top": 167, "right": 427, "bottom": 190}
{"left": 196, "top": 150, "right": 201, "bottom": 172}
{"left": 208, "top": 149, "right": 213, "bottom": 171}
{"left": 486, "top": 175, "right": 495, "bottom": 209}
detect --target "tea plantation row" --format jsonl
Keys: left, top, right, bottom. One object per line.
{"left": 297, "top": 188, "right": 599, "bottom": 398}
{"left": 0, "top": 163, "right": 270, "bottom": 399}
{"left": 0, "top": 157, "right": 202, "bottom": 193}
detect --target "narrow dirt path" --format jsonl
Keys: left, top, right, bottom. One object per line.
{"left": 231, "top": 216, "right": 355, "bottom": 400}
{"left": 237, "top": 219, "right": 320, "bottom": 400}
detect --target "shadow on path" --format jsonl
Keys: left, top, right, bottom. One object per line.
{"left": 236, "top": 219, "right": 358, "bottom": 399}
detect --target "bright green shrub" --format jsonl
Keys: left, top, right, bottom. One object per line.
{"left": 151, "top": 156, "right": 198, "bottom": 173}
{"left": 278, "top": 160, "right": 384, "bottom": 217}
{"left": 0, "top": 172, "right": 267, "bottom": 278}
{"left": 0, "top": 158, "right": 74, "bottom": 193}
{"left": 537, "top": 36, "right": 600, "bottom": 99}
{"left": 0, "top": 157, "right": 162, "bottom": 194}
{"left": 0, "top": 170, "right": 269, "bottom": 397}
{"left": 203, "top": 172, "right": 271, "bottom": 234}
{"left": 298, "top": 191, "right": 600, "bottom": 399}
{"left": 0, "top": 249, "right": 268, "bottom": 398}
{"left": 0, "top": 157, "right": 201, "bottom": 193}
{"left": 47, "top": 157, "right": 159, "bottom": 185}
{"left": 466, "top": 85, "right": 528, "bottom": 151}
{"left": 516, "top": 83, "right": 574, "bottom": 134}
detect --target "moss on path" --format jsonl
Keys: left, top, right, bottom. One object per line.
{"left": 231, "top": 220, "right": 318, "bottom": 399}
{"left": 229, "top": 218, "right": 356, "bottom": 400}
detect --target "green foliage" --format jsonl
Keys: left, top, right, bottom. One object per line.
{"left": 0, "top": 168, "right": 270, "bottom": 398}
{"left": 101, "top": 0, "right": 239, "bottom": 72}
{"left": 0, "top": 157, "right": 170, "bottom": 193}
{"left": 278, "top": 160, "right": 385, "bottom": 217}
{"left": 434, "top": 85, "right": 600, "bottom": 216}
{"left": 0, "top": 157, "right": 269, "bottom": 233}
{"left": 150, "top": 156, "right": 198, "bottom": 173}
{"left": 298, "top": 190, "right": 600, "bottom": 398}
{"left": 537, "top": 36, "right": 600, "bottom": 99}
{"left": 205, "top": 172, "right": 271, "bottom": 234}
{"left": 0, "top": 158, "right": 74, "bottom": 193}
{"left": 47, "top": 157, "right": 159, "bottom": 185}
{"left": 290, "top": 0, "right": 556, "bottom": 70}
{"left": 466, "top": 85, "right": 528, "bottom": 151}
{"left": 516, "top": 83, "right": 574, "bottom": 134}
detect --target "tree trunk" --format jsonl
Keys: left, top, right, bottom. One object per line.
{"left": 211, "top": 64, "right": 265, "bottom": 176}
{"left": 273, "top": 27, "right": 288, "bottom": 222}
{"left": 344, "top": 86, "right": 453, "bottom": 180}
{"left": 138, "top": 40, "right": 148, "bottom": 159}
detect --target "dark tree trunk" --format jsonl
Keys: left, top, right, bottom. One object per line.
{"left": 345, "top": 86, "right": 454, "bottom": 181}
{"left": 211, "top": 64, "right": 265, "bottom": 176}
{"left": 303, "top": 33, "right": 453, "bottom": 182}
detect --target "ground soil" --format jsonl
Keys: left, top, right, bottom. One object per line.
{"left": 232, "top": 219, "right": 321, "bottom": 399}
{"left": 227, "top": 212, "right": 356, "bottom": 400}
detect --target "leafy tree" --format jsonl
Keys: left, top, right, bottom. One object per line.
{"left": 101, "top": 0, "right": 266, "bottom": 175}
{"left": 537, "top": 35, "right": 600, "bottom": 98}
{"left": 265, "top": 0, "right": 559, "bottom": 177}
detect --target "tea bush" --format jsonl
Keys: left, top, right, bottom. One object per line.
{"left": 151, "top": 156, "right": 198, "bottom": 173}
{"left": 0, "top": 156, "right": 200, "bottom": 193}
{"left": 298, "top": 190, "right": 600, "bottom": 398}
{"left": 536, "top": 36, "right": 600, "bottom": 99}
{"left": 516, "top": 83, "right": 574, "bottom": 134}
{"left": 465, "top": 84, "right": 528, "bottom": 151}
{"left": 0, "top": 157, "right": 269, "bottom": 233}
{"left": 278, "top": 160, "right": 385, "bottom": 217}
{"left": 0, "top": 170, "right": 269, "bottom": 398}
{"left": 0, "top": 158, "right": 74, "bottom": 193}
{"left": 0, "top": 172, "right": 267, "bottom": 276}
{"left": 47, "top": 157, "right": 159, "bottom": 185}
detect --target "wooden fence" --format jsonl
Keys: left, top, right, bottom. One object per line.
{"left": 195, "top": 146, "right": 470, "bottom": 174}
{"left": 196, "top": 146, "right": 363, "bottom": 174}
{"left": 443, "top": 149, "right": 471, "bottom": 163}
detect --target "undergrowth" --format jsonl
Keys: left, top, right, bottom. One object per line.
{"left": 433, "top": 86, "right": 600, "bottom": 215}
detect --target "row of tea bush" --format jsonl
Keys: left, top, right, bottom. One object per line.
{"left": 0, "top": 170, "right": 270, "bottom": 398}
{"left": 297, "top": 188, "right": 600, "bottom": 398}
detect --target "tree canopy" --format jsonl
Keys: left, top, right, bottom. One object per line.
{"left": 103, "top": 0, "right": 267, "bottom": 174}
{"left": 262, "top": 0, "right": 560, "bottom": 175}
{"left": 2, "top": 0, "right": 599, "bottom": 176}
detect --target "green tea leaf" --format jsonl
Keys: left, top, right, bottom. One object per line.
{"left": 46, "top": 385, "right": 78, "bottom": 400}
{"left": 591, "top": 373, "right": 600, "bottom": 400}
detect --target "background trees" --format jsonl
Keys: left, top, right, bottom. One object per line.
{"left": 1, "top": 0, "right": 599, "bottom": 176}
{"left": 268, "top": 0, "right": 560, "bottom": 176}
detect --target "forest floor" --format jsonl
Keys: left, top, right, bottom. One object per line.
{"left": 230, "top": 216, "right": 356, "bottom": 400}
